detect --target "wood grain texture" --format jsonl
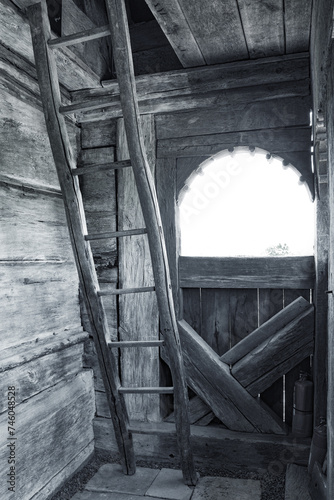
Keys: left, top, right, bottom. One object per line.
{"left": 155, "top": 96, "right": 311, "bottom": 140}
{"left": 229, "top": 289, "right": 258, "bottom": 348}
{"left": 258, "top": 289, "right": 284, "bottom": 418}
{"left": 95, "top": 416, "right": 310, "bottom": 472}
{"left": 179, "top": 256, "right": 315, "bottom": 289}
{"left": 238, "top": 0, "right": 284, "bottom": 58}
{"left": 232, "top": 306, "right": 314, "bottom": 394}
{"left": 177, "top": 319, "right": 287, "bottom": 434}
{"left": 177, "top": 0, "right": 248, "bottom": 64}
{"left": 182, "top": 288, "right": 201, "bottom": 335}
{"left": 0, "top": 372, "right": 95, "bottom": 499}
{"left": 284, "top": 0, "right": 312, "bottom": 53}
{"left": 117, "top": 115, "right": 160, "bottom": 423}
{"left": 200, "top": 289, "right": 230, "bottom": 356}
{"left": 81, "top": 120, "right": 117, "bottom": 149}
{"left": 0, "top": 0, "right": 99, "bottom": 90}
{"left": 222, "top": 297, "right": 311, "bottom": 365}
{"left": 144, "top": 0, "right": 205, "bottom": 67}
{"left": 157, "top": 127, "right": 312, "bottom": 159}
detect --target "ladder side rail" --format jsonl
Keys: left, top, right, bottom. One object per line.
{"left": 27, "top": 1, "right": 135, "bottom": 475}
{"left": 104, "top": 0, "right": 197, "bottom": 486}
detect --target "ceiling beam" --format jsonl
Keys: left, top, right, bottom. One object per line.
{"left": 144, "top": 0, "right": 205, "bottom": 68}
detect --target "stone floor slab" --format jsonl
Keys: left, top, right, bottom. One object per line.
{"left": 72, "top": 491, "right": 166, "bottom": 500}
{"left": 85, "top": 463, "right": 159, "bottom": 495}
{"left": 285, "top": 464, "right": 311, "bottom": 500}
{"left": 145, "top": 468, "right": 193, "bottom": 500}
{"left": 191, "top": 476, "right": 261, "bottom": 500}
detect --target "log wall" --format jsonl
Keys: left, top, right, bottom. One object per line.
{"left": 0, "top": 3, "right": 95, "bottom": 498}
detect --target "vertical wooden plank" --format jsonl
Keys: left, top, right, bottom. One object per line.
{"left": 284, "top": 0, "right": 312, "bottom": 53}
{"left": 156, "top": 157, "right": 180, "bottom": 316}
{"left": 200, "top": 289, "right": 230, "bottom": 355}
{"left": 259, "top": 289, "right": 284, "bottom": 419}
{"left": 182, "top": 288, "right": 201, "bottom": 336}
{"left": 314, "top": 180, "right": 329, "bottom": 425}
{"left": 229, "top": 289, "right": 258, "bottom": 348}
{"left": 284, "top": 289, "right": 312, "bottom": 426}
{"left": 117, "top": 115, "right": 160, "bottom": 422}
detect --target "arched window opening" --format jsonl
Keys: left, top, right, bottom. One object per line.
{"left": 179, "top": 148, "right": 314, "bottom": 257}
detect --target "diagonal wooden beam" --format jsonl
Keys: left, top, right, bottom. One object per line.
{"left": 176, "top": 320, "right": 287, "bottom": 434}
{"left": 144, "top": 0, "right": 205, "bottom": 68}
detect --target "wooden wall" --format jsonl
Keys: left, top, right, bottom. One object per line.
{"left": 0, "top": 2, "right": 96, "bottom": 498}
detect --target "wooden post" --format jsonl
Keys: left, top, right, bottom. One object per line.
{"left": 104, "top": 0, "right": 197, "bottom": 485}
{"left": 27, "top": 1, "right": 135, "bottom": 475}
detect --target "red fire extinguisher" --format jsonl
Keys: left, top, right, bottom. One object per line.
{"left": 291, "top": 371, "right": 313, "bottom": 437}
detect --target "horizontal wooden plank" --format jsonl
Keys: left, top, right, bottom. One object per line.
{"left": 232, "top": 307, "right": 314, "bottom": 390}
{"left": 176, "top": 319, "right": 287, "bottom": 434}
{"left": 157, "top": 127, "right": 312, "bottom": 158}
{"left": 0, "top": 327, "right": 87, "bottom": 372}
{"left": 0, "top": 343, "right": 84, "bottom": 414}
{"left": 80, "top": 53, "right": 310, "bottom": 100}
{"left": 128, "top": 421, "right": 176, "bottom": 435}
{"left": 0, "top": 262, "right": 82, "bottom": 348}
{"left": 98, "top": 286, "right": 155, "bottom": 296}
{"left": 85, "top": 228, "right": 147, "bottom": 240}
{"left": 155, "top": 96, "right": 311, "bottom": 139}
{"left": 74, "top": 79, "right": 310, "bottom": 123}
{"left": 221, "top": 297, "right": 312, "bottom": 365}
{"left": 119, "top": 387, "right": 174, "bottom": 394}
{"left": 0, "top": 371, "right": 95, "bottom": 499}
{"left": 179, "top": 256, "right": 315, "bottom": 289}
{"left": 94, "top": 417, "right": 310, "bottom": 473}
{"left": 109, "top": 340, "right": 165, "bottom": 348}
{"left": 0, "top": 0, "right": 100, "bottom": 90}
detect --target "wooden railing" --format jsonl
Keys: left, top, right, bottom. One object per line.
{"left": 179, "top": 255, "right": 315, "bottom": 425}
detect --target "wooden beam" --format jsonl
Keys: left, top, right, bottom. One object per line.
{"left": 104, "top": 0, "right": 197, "bottom": 485}
{"left": 48, "top": 25, "right": 111, "bottom": 48}
{"left": 95, "top": 417, "right": 311, "bottom": 474}
{"left": 179, "top": 256, "right": 315, "bottom": 290}
{"left": 175, "top": 319, "right": 287, "bottom": 435}
{"left": 285, "top": 0, "right": 312, "bottom": 54}
{"left": 232, "top": 307, "right": 314, "bottom": 395}
{"left": 144, "top": 0, "right": 205, "bottom": 68}
{"left": 63, "top": 79, "right": 310, "bottom": 122}
{"left": 27, "top": 1, "right": 135, "bottom": 475}
{"left": 222, "top": 297, "right": 312, "bottom": 365}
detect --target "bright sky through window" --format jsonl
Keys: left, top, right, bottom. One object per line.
{"left": 179, "top": 148, "right": 315, "bottom": 257}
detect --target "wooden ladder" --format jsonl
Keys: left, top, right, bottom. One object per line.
{"left": 27, "top": 0, "right": 197, "bottom": 486}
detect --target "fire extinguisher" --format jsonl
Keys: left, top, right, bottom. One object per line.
{"left": 291, "top": 371, "right": 313, "bottom": 437}
{"left": 308, "top": 417, "right": 327, "bottom": 475}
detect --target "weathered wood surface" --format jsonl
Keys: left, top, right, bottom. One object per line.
{"left": 176, "top": 320, "right": 286, "bottom": 434}
{"left": 81, "top": 120, "right": 117, "bottom": 149}
{"left": 309, "top": 461, "right": 327, "bottom": 500}
{"left": 232, "top": 306, "right": 314, "bottom": 395}
{"left": 144, "top": 0, "right": 204, "bottom": 68}
{"left": 94, "top": 417, "right": 310, "bottom": 473}
{"left": 285, "top": 0, "right": 313, "bottom": 53}
{"left": 117, "top": 116, "right": 160, "bottom": 423}
{"left": 200, "top": 289, "right": 230, "bottom": 355}
{"left": 238, "top": 0, "right": 284, "bottom": 58}
{"left": 0, "top": 0, "right": 99, "bottom": 90}
{"left": 222, "top": 297, "right": 311, "bottom": 365}
{"left": 0, "top": 372, "right": 95, "bottom": 499}
{"left": 105, "top": 0, "right": 197, "bottom": 483}
{"left": 156, "top": 157, "right": 180, "bottom": 316}
{"left": 79, "top": 53, "right": 310, "bottom": 100}
{"left": 0, "top": 343, "right": 84, "bottom": 414}
{"left": 69, "top": 79, "right": 310, "bottom": 122}
{"left": 182, "top": 288, "right": 201, "bottom": 335}
{"left": 165, "top": 395, "right": 214, "bottom": 425}
{"left": 179, "top": 256, "right": 315, "bottom": 289}
{"left": 155, "top": 96, "right": 311, "bottom": 140}
{"left": 229, "top": 289, "right": 258, "bottom": 348}
{"left": 28, "top": 1, "right": 135, "bottom": 473}
{"left": 177, "top": 0, "right": 247, "bottom": 65}
{"left": 157, "top": 127, "right": 312, "bottom": 159}
{"left": 0, "top": 262, "right": 82, "bottom": 347}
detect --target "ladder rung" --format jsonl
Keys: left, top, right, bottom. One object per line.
{"left": 72, "top": 160, "right": 132, "bottom": 176}
{"left": 48, "top": 25, "right": 111, "bottom": 48}
{"left": 60, "top": 97, "right": 113, "bottom": 115}
{"left": 98, "top": 286, "right": 155, "bottom": 296}
{"left": 119, "top": 387, "right": 174, "bottom": 394}
{"left": 109, "top": 340, "right": 165, "bottom": 348}
{"left": 85, "top": 228, "right": 147, "bottom": 241}
{"left": 128, "top": 421, "right": 176, "bottom": 435}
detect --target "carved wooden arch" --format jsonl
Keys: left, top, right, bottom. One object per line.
{"left": 177, "top": 146, "right": 314, "bottom": 202}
